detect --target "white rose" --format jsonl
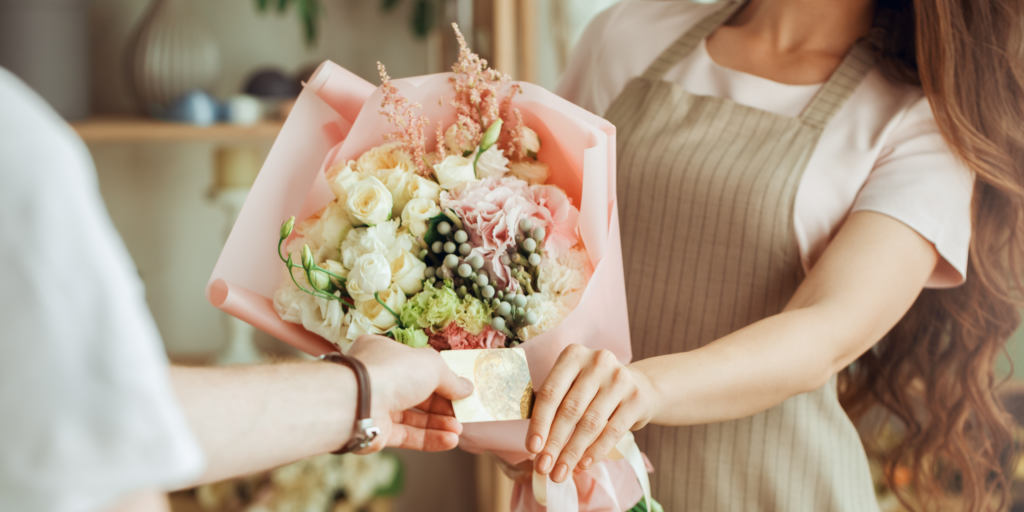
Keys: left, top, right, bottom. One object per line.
{"left": 474, "top": 146, "right": 509, "bottom": 180}
{"left": 383, "top": 171, "right": 441, "bottom": 219}
{"left": 433, "top": 154, "right": 478, "bottom": 190}
{"left": 325, "top": 161, "right": 362, "bottom": 203}
{"left": 401, "top": 198, "right": 441, "bottom": 238}
{"left": 408, "top": 173, "right": 441, "bottom": 203}
{"left": 345, "top": 309, "right": 384, "bottom": 342}
{"left": 390, "top": 249, "right": 427, "bottom": 295}
{"left": 357, "top": 143, "right": 416, "bottom": 181}
{"left": 445, "top": 123, "right": 477, "bottom": 155}
{"left": 345, "top": 176, "right": 394, "bottom": 226}
{"left": 509, "top": 160, "right": 551, "bottom": 185}
{"left": 346, "top": 253, "right": 392, "bottom": 302}
{"left": 356, "top": 283, "right": 407, "bottom": 331}
{"left": 522, "top": 126, "right": 541, "bottom": 157}
{"left": 297, "top": 201, "right": 352, "bottom": 262}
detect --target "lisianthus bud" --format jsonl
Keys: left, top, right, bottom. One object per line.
{"left": 481, "top": 119, "right": 504, "bottom": 151}
{"left": 280, "top": 216, "right": 295, "bottom": 239}
{"left": 309, "top": 269, "right": 331, "bottom": 291}
{"left": 301, "top": 245, "right": 314, "bottom": 271}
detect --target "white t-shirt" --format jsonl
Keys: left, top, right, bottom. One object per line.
{"left": 0, "top": 68, "right": 205, "bottom": 512}
{"left": 557, "top": 0, "right": 975, "bottom": 288}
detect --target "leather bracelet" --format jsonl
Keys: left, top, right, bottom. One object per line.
{"left": 319, "top": 352, "right": 381, "bottom": 455}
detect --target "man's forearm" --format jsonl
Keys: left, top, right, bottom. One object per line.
{"left": 170, "top": 362, "right": 356, "bottom": 487}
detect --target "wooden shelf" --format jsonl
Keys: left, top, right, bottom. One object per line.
{"left": 71, "top": 117, "right": 284, "bottom": 144}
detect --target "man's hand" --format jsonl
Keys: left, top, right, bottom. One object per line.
{"left": 348, "top": 335, "right": 474, "bottom": 453}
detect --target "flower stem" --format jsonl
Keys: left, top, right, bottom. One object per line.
{"left": 375, "top": 292, "right": 405, "bottom": 328}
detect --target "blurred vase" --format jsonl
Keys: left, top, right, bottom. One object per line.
{"left": 126, "top": 0, "right": 221, "bottom": 116}
{"left": 0, "top": 0, "right": 90, "bottom": 120}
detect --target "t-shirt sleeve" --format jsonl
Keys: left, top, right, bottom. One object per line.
{"left": 851, "top": 96, "right": 974, "bottom": 288}
{"left": 0, "top": 70, "right": 205, "bottom": 512}
{"left": 555, "top": 4, "right": 619, "bottom": 114}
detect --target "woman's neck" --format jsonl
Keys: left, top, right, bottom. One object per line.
{"left": 730, "top": 0, "right": 875, "bottom": 56}
{"left": 705, "top": 0, "right": 875, "bottom": 85}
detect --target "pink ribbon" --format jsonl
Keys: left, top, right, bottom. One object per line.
{"left": 510, "top": 459, "right": 644, "bottom": 512}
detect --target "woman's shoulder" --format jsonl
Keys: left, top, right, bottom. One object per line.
{"left": 558, "top": 1, "right": 729, "bottom": 114}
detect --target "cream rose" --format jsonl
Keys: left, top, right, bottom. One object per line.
{"left": 383, "top": 171, "right": 442, "bottom": 218}
{"left": 345, "top": 176, "right": 394, "bottom": 226}
{"left": 356, "top": 283, "right": 407, "bottom": 331}
{"left": 274, "top": 282, "right": 347, "bottom": 345}
{"left": 433, "top": 154, "right": 478, "bottom": 190}
{"left": 357, "top": 143, "right": 416, "bottom": 181}
{"left": 509, "top": 160, "right": 551, "bottom": 185}
{"left": 345, "top": 309, "right": 383, "bottom": 343}
{"left": 390, "top": 249, "right": 427, "bottom": 295}
{"left": 325, "top": 161, "right": 362, "bottom": 203}
{"left": 522, "top": 126, "right": 541, "bottom": 158}
{"left": 297, "top": 201, "right": 352, "bottom": 262}
{"left": 475, "top": 146, "right": 509, "bottom": 180}
{"left": 346, "top": 253, "right": 392, "bottom": 302}
{"left": 401, "top": 198, "right": 441, "bottom": 238}
{"left": 445, "top": 123, "right": 477, "bottom": 155}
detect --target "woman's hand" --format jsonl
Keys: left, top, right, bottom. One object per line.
{"left": 348, "top": 335, "right": 475, "bottom": 453}
{"left": 525, "top": 344, "right": 658, "bottom": 483}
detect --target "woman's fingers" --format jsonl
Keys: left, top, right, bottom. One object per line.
{"left": 552, "top": 370, "right": 634, "bottom": 479}
{"left": 526, "top": 344, "right": 587, "bottom": 455}
{"left": 580, "top": 397, "right": 646, "bottom": 468}
{"left": 536, "top": 373, "right": 601, "bottom": 478}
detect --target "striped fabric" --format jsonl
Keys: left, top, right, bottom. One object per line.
{"left": 603, "top": 2, "right": 881, "bottom": 510}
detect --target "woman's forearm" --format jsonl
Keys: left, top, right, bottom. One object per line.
{"left": 170, "top": 362, "right": 356, "bottom": 487}
{"left": 630, "top": 305, "right": 848, "bottom": 426}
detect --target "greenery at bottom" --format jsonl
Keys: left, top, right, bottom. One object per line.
{"left": 627, "top": 496, "right": 664, "bottom": 512}
{"left": 254, "top": 0, "right": 440, "bottom": 47}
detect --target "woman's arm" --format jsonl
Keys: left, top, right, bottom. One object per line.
{"left": 172, "top": 336, "right": 473, "bottom": 487}
{"left": 525, "top": 211, "right": 940, "bottom": 483}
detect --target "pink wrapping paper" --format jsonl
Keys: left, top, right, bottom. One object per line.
{"left": 206, "top": 61, "right": 638, "bottom": 511}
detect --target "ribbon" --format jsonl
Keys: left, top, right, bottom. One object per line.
{"left": 520, "top": 433, "right": 651, "bottom": 512}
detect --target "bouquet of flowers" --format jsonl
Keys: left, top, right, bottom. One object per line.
{"left": 272, "top": 29, "right": 588, "bottom": 355}
{"left": 207, "top": 25, "right": 647, "bottom": 512}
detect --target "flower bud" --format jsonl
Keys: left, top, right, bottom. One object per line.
{"left": 528, "top": 253, "right": 542, "bottom": 266}
{"left": 438, "top": 221, "right": 452, "bottom": 235}
{"left": 491, "top": 316, "right": 506, "bottom": 331}
{"left": 432, "top": 241, "right": 445, "bottom": 254}
{"left": 301, "top": 245, "right": 314, "bottom": 271}
{"left": 482, "top": 285, "right": 495, "bottom": 299}
{"left": 444, "top": 254, "right": 460, "bottom": 269}
{"left": 459, "top": 243, "right": 472, "bottom": 256}
{"left": 497, "top": 301, "right": 512, "bottom": 317}
{"left": 532, "top": 227, "right": 546, "bottom": 241}
{"left": 458, "top": 264, "right": 473, "bottom": 278}
{"left": 520, "top": 218, "right": 533, "bottom": 232}
{"left": 425, "top": 267, "right": 436, "bottom": 278}
{"left": 481, "top": 119, "right": 504, "bottom": 151}
{"left": 454, "top": 230, "right": 468, "bottom": 244}
{"left": 309, "top": 269, "right": 330, "bottom": 291}
{"left": 444, "top": 242, "right": 457, "bottom": 254}
{"left": 280, "top": 216, "right": 296, "bottom": 239}
{"left": 526, "top": 311, "right": 539, "bottom": 325}
{"left": 500, "top": 254, "right": 512, "bottom": 266}
{"left": 476, "top": 273, "right": 489, "bottom": 287}
{"left": 513, "top": 294, "right": 528, "bottom": 308}
{"left": 470, "top": 254, "right": 485, "bottom": 270}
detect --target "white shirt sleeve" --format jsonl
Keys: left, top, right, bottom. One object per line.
{"left": 0, "top": 69, "right": 205, "bottom": 512}
{"left": 851, "top": 96, "right": 975, "bottom": 288}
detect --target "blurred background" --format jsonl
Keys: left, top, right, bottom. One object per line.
{"left": 3, "top": 0, "right": 1024, "bottom": 511}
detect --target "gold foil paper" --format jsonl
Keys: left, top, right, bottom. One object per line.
{"left": 440, "top": 348, "right": 534, "bottom": 423}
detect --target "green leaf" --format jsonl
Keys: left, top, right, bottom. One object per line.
{"left": 277, "top": 0, "right": 290, "bottom": 12}
{"left": 256, "top": 0, "right": 269, "bottom": 12}
{"left": 297, "top": 0, "right": 321, "bottom": 46}
{"left": 381, "top": 0, "right": 402, "bottom": 12}
{"left": 423, "top": 212, "right": 453, "bottom": 247}
{"left": 410, "top": 0, "right": 435, "bottom": 39}
{"left": 373, "top": 451, "right": 405, "bottom": 497}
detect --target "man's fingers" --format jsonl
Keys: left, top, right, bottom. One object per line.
{"left": 433, "top": 358, "right": 475, "bottom": 401}
{"left": 386, "top": 423, "right": 461, "bottom": 452}
{"left": 416, "top": 393, "right": 456, "bottom": 417}
{"left": 526, "top": 344, "right": 587, "bottom": 455}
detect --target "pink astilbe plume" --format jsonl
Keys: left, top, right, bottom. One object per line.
{"left": 435, "top": 121, "right": 447, "bottom": 161}
{"left": 377, "top": 62, "right": 430, "bottom": 175}
{"left": 446, "top": 23, "right": 512, "bottom": 148}
{"left": 497, "top": 87, "right": 528, "bottom": 161}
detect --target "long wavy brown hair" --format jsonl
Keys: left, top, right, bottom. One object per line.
{"left": 839, "top": 0, "right": 1024, "bottom": 509}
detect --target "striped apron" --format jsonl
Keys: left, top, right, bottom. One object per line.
{"left": 603, "top": 2, "right": 880, "bottom": 510}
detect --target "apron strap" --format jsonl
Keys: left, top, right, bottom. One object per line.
{"left": 641, "top": 1, "right": 745, "bottom": 82}
{"left": 798, "top": 42, "right": 876, "bottom": 128}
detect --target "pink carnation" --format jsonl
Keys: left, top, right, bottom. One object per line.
{"left": 427, "top": 323, "right": 506, "bottom": 351}
{"left": 442, "top": 177, "right": 580, "bottom": 289}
